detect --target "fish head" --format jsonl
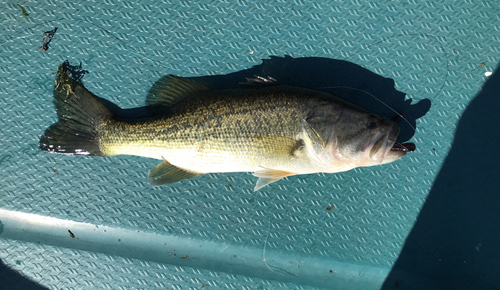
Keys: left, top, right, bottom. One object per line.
{"left": 329, "top": 110, "right": 413, "bottom": 168}
{"left": 304, "top": 102, "right": 415, "bottom": 171}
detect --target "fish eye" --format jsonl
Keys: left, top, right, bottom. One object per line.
{"left": 365, "top": 116, "right": 378, "bottom": 129}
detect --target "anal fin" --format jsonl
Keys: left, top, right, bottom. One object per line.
{"left": 253, "top": 169, "right": 296, "bottom": 191}
{"left": 148, "top": 158, "right": 203, "bottom": 186}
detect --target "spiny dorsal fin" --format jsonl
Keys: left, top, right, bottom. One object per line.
{"left": 146, "top": 75, "right": 209, "bottom": 108}
{"left": 239, "top": 75, "right": 279, "bottom": 87}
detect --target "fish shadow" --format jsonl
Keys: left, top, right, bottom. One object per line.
{"left": 62, "top": 56, "right": 431, "bottom": 142}
{"left": 186, "top": 55, "right": 430, "bottom": 142}
{"left": 382, "top": 64, "right": 500, "bottom": 289}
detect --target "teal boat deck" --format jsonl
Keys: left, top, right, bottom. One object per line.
{"left": 1, "top": 0, "right": 499, "bottom": 289}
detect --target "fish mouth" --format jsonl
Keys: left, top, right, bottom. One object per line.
{"left": 390, "top": 142, "right": 416, "bottom": 152}
{"left": 368, "top": 133, "right": 388, "bottom": 160}
{"left": 385, "top": 124, "right": 416, "bottom": 153}
{"left": 368, "top": 125, "right": 415, "bottom": 162}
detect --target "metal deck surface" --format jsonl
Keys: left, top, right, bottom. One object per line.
{"left": 1, "top": 0, "right": 499, "bottom": 289}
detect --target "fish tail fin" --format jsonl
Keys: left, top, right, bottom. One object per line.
{"left": 39, "top": 65, "right": 112, "bottom": 156}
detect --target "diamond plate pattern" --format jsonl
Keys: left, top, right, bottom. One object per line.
{"left": 0, "top": 238, "right": 323, "bottom": 290}
{"left": 1, "top": 0, "right": 499, "bottom": 289}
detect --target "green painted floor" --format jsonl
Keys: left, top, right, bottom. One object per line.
{"left": 1, "top": 0, "right": 499, "bottom": 289}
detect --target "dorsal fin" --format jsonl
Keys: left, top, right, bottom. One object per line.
{"left": 146, "top": 75, "right": 209, "bottom": 108}
{"left": 239, "top": 75, "right": 280, "bottom": 87}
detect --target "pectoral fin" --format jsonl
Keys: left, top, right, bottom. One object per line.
{"left": 254, "top": 135, "right": 305, "bottom": 158}
{"left": 148, "top": 158, "right": 203, "bottom": 186}
{"left": 253, "top": 169, "right": 296, "bottom": 191}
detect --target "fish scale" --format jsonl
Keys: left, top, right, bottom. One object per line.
{"left": 100, "top": 89, "right": 313, "bottom": 173}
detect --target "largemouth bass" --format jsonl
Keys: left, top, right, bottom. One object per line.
{"left": 39, "top": 65, "right": 415, "bottom": 190}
